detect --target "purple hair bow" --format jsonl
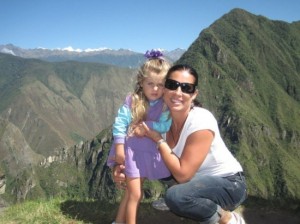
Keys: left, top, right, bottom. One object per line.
{"left": 144, "top": 49, "right": 164, "bottom": 60}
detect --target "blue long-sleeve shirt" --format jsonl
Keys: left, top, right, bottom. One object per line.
{"left": 112, "top": 95, "right": 171, "bottom": 144}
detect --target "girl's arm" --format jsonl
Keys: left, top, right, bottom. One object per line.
{"left": 144, "top": 110, "right": 172, "bottom": 133}
{"left": 115, "top": 144, "right": 125, "bottom": 165}
{"left": 111, "top": 96, "right": 132, "bottom": 165}
{"left": 113, "top": 103, "right": 131, "bottom": 144}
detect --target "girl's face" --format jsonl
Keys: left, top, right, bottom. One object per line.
{"left": 163, "top": 70, "right": 198, "bottom": 112}
{"left": 141, "top": 72, "right": 165, "bottom": 101}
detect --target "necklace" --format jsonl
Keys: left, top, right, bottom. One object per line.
{"left": 169, "top": 115, "right": 188, "bottom": 146}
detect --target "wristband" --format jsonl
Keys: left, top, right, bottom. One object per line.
{"left": 156, "top": 139, "right": 166, "bottom": 148}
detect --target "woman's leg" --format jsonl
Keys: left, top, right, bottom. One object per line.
{"left": 165, "top": 174, "right": 246, "bottom": 224}
{"left": 126, "top": 177, "right": 144, "bottom": 224}
{"left": 115, "top": 188, "right": 129, "bottom": 223}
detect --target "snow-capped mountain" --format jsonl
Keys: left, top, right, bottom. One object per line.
{"left": 0, "top": 44, "right": 185, "bottom": 68}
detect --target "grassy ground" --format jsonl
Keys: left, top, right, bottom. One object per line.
{"left": 0, "top": 197, "right": 300, "bottom": 224}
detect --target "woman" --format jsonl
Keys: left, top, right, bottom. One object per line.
{"left": 113, "top": 64, "right": 247, "bottom": 224}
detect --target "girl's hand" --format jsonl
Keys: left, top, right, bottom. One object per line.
{"left": 133, "top": 123, "right": 146, "bottom": 137}
{"left": 128, "top": 123, "right": 146, "bottom": 137}
{"left": 113, "top": 164, "right": 127, "bottom": 189}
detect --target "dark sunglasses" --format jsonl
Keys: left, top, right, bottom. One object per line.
{"left": 165, "top": 79, "right": 196, "bottom": 93}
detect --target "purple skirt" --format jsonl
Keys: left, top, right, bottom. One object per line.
{"left": 107, "top": 136, "right": 170, "bottom": 180}
{"left": 124, "top": 136, "right": 170, "bottom": 180}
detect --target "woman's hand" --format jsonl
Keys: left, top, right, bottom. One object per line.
{"left": 112, "top": 164, "right": 127, "bottom": 189}
{"left": 141, "top": 122, "right": 163, "bottom": 143}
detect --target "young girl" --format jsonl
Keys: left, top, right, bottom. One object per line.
{"left": 107, "top": 49, "right": 172, "bottom": 224}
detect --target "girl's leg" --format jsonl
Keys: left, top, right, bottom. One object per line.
{"left": 115, "top": 188, "right": 129, "bottom": 223}
{"left": 126, "top": 177, "right": 144, "bottom": 224}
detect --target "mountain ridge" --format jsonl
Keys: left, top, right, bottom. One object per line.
{"left": 0, "top": 44, "right": 185, "bottom": 68}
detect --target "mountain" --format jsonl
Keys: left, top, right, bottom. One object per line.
{"left": 0, "top": 53, "right": 136, "bottom": 156}
{"left": 0, "top": 53, "right": 138, "bottom": 203}
{"left": 1, "top": 8, "right": 300, "bottom": 209}
{"left": 178, "top": 8, "right": 300, "bottom": 202}
{"left": 0, "top": 44, "right": 185, "bottom": 68}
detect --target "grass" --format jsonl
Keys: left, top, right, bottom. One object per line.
{"left": 0, "top": 197, "right": 157, "bottom": 224}
{"left": 1, "top": 196, "right": 300, "bottom": 224}
{"left": 0, "top": 198, "right": 85, "bottom": 224}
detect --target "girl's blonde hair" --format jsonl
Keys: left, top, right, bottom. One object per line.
{"left": 131, "top": 58, "right": 171, "bottom": 125}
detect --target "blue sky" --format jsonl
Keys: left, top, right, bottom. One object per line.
{"left": 1, "top": 0, "right": 299, "bottom": 53}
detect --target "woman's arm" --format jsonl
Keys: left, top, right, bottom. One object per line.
{"left": 142, "top": 122, "right": 214, "bottom": 183}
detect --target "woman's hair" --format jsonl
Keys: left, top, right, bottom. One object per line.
{"left": 166, "top": 64, "right": 202, "bottom": 107}
{"left": 131, "top": 58, "right": 171, "bottom": 124}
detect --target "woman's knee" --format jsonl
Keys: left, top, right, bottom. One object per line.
{"left": 165, "top": 185, "right": 186, "bottom": 212}
{"left": 165, "top": 185, "right": 220, "bottom": 223}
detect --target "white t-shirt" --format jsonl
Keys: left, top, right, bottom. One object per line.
{"left": 165, "top": 107, "right": 243, "bottom": 177}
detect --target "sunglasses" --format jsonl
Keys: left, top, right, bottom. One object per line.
{"left": 165, "top": 79, "right": 197, "bottom": 93}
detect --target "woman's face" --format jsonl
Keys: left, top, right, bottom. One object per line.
{"left": 163, "top": 70, "right": 198, "bottom": 112}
